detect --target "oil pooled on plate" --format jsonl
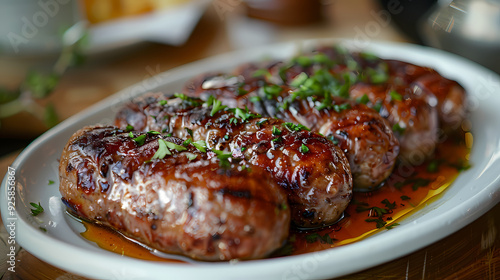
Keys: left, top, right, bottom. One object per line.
{"left": 78, "top": 128, "right": 472, "bottom": 261}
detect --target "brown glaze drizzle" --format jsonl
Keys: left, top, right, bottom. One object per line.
{"left": 78, "top": 129, "right": 470, "bottom": 261}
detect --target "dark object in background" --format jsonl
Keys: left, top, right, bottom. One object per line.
{"left": 419, "top": 0, "right": 500, "bottom": 74}
{"left": 377, "top": 0, "right": 437, "bottom": 44}
{"left": 244, "top": 0, "right": 323, "bottom": 25}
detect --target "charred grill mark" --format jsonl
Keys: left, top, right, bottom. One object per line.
{"left": 219, "top": 188, "right": 252, "bottom": 199}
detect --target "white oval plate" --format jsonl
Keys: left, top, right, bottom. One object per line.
{"left": 2, "top": 40, "right": 500, "bottom": 280}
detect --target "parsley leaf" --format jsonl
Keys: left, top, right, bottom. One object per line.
{"left": 299, "top": 144, "right": 310, "bottom": 153}
{"left": 305, "top": 232, "right": 334, "bottom": 244}
{"left": 283, "top": 122, "right": 310, "bottom": 132}
{"left": 30, "top": 202, "right": 44, "bottom": 216}
{"left": 386, "top": 223, "right": 400, "bottom": 230}
{"left": 392, "top": 123, "right": 406, "bottom": 134}
{"left": 290, "top": 72, "right": 308, "bottom": 88}
{"left": 213, "top": 149, "right": 232, "bottom": 168}
{"left": 389, "top": 90, "right": 403, "bottom": 102}
{"left": 263, "top": 84, "right": 282, "bottom": 99}
{"left": 152, "top": 139, "right": 171, "bottom": 160}
{"left": 185, "top": 153, "right": 197, "bottom": 161}
{"left": 381, "top": 199, "right": 396, "bottom": 210}
{"left": 132, "top": 134, "right": 147, "bottom": 146}
{"left": 191, "top": 140, "right": 207, "bottom": 153}
{"left": 164, "top": 141, "right": 187, "bottom": 152}
{"left": 272, "top": 126, "right": 281, "bottom": 136}
{"left": 356, "top": 94, "right": 370, "bottom": 105}
{"left": 365, "top": 218, "right": 387, "bottom": 228}
{"left": 210, "top": 99, "right": 227, "bottom": 116}
{"left": 125, "top": 124, "right": 134, "bottom": 132}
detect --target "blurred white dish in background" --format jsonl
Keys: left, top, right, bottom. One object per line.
{"left": 0, "top": 0, "right": 210, "bottom": 56}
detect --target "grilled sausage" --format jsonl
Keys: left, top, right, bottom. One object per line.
{"left": 184, "top": 70, "right": 399, "bottom": 192}
{"left": 59, "top": 126, "right": 290, "bottom": 261}
{"left": 115, "top": 93, "right": 353, "bottom": 228}
{"left": 349, "top": 83, "right": 439, "bottom": 163}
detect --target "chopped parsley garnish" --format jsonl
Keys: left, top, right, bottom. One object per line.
{"left": 256, "top": 119, "right": 268, "bottom": 127}
{"left": 299, "top": 143, "right": 310, "bottom": 153}
{"left": 366, "top": 67, "right": 389, "bottom": 84}
{"left": 249, "top": 96, "right": 262, "bottom": 103}
{"left": 132, "top": 134, "right": 147, "bottom": 146}
{"left": 385, "top": 223, "right": 400, "bottom": 230}
{"left": 191, "top": 140, "right": 207, "bottom": 153}
{"left": 292, "top": 56, "right": 312, "bottom": 67}
{"left": 213, "top": 149, "right": 232, "bottom": 168}
{"left": 229, "top": 117, "right": 239, "bottom": 125}
{"left": 283, "top": 122, "right": 310, "bottom": 132}
{"left": 252, "top": 68, "right": 272, "bottom": 79}
{"left": 305, "top": 232, "right": 334, "bottom": 244}
{"left": 152, "top": 139, "right": 171, "bottom": 160}
{"left": 272, "top": 136, "right": 282, "bottom": 143}
{"left": 372, "top": 100, "right": 383, "bottom": 112}
{"left": 400, "top": 195, "right": 411, "bottom": 201}
{"left": 263, "top": 84, "right": 282, "bottom": 99}
{"left": 147, "top": 130, "right": 160, "bottom": 135}
{"left": 356, "top": 94, "right": 370, "bottom": 105}
{"left": 449, "top": 160, "right": 471, "bottom": 172}
{"left": 237, "top": 86, "right": 248, "bottom": 96}
{"left": 272, "top": 126, "right": 281, "bottom": 136}
{"left": 312, "top": 53, "right": 334, "bottom": 66}
{"left": 360, "top": 52, "right": 379, "bottom": 61}
{"left": 229, "top": 107, "right": 260, "bottom": 122}
{"left": 365, "top": 218, "right": 387, "bottom": 228}
{"left": 164, "top": 141, "right": 187, "bottom": 152}
{"left": 290, "top": 72, "right": 308, "bottom": 88}
{"left": 356, "top": 205, "right": 387, "bottom": 217}
{"left": 395, "top": 177, "right": 432, "bottom": 191}
{"left": 185, "top": 128, "right": 193, "bottom": 138}
{"left": 30, "top": 202, "right": 44, "bottom": 216}
{"left": 210, "top": 99, "right": 227, "bottom": 116}
{"left": 158, "top": 100, "right": 168, "bottom": 106}
{"left": 392, "top": 123, "right": 406, "bottom": 134}
{"left": 381, "top": 199, "right": 396, "bottom": 210}
{"left": 389, "top": 90, "right": 403, "bottom": 102}
{"left": 185, "top": 153, "right": 197, "bottom": 161}
{"left": 125, "top": 125, "right": 134, "bottom": 132}
{"left": 427, "top": 159, "right": 440, "bottom": 173}
{"left": 332, "top": 103, "right": 351, "bottom": 113}
{"left": 173, "top": 93, "right": 202, "bottom": 106}
{"left": 48, "top": 180, "right": 54, "bottom": 185}
{"left": 182, "top": 138, "right": 192, "bottom": 146}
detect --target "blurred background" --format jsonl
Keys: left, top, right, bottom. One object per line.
{"left": 0, "top": 0, "right": 499, "bottom": 155}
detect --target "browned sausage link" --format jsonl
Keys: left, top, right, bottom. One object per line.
{"left": 411, "top": 73, "right": 467, "bottom": 132}
{"left": 115, "top": 93, "right": 353, "bottom": 228}
{"left": 314, "top": 47, "right": 467, "bottom": 132}
{"left": 184, "top": 68, "right": 399, "bottom": 192}
{"left": 59, "top": 126, "right": 290, "bottom": 261}
{"left": 349, "top": 83, "right": 439, "bottom": 164}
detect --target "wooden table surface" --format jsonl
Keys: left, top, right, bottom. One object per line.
{"left": 0, "top": 1, "right": 499, "bottom": 279}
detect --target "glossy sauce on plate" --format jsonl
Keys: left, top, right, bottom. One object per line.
{"left": 77, "top": 127, "right": 471, "bottom": 262}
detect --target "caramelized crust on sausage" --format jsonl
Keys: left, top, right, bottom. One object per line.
{"left": 349, "top": 83, "right": 438, "bottom": 163}
{"left": 59, "top": 126, "right": 290, "bottom": 261}
{"left": 184, "top": 69, "right": 399, "bottom": 192}
{"left": 115, "top": 93, "right": 353, "bottom": 228}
